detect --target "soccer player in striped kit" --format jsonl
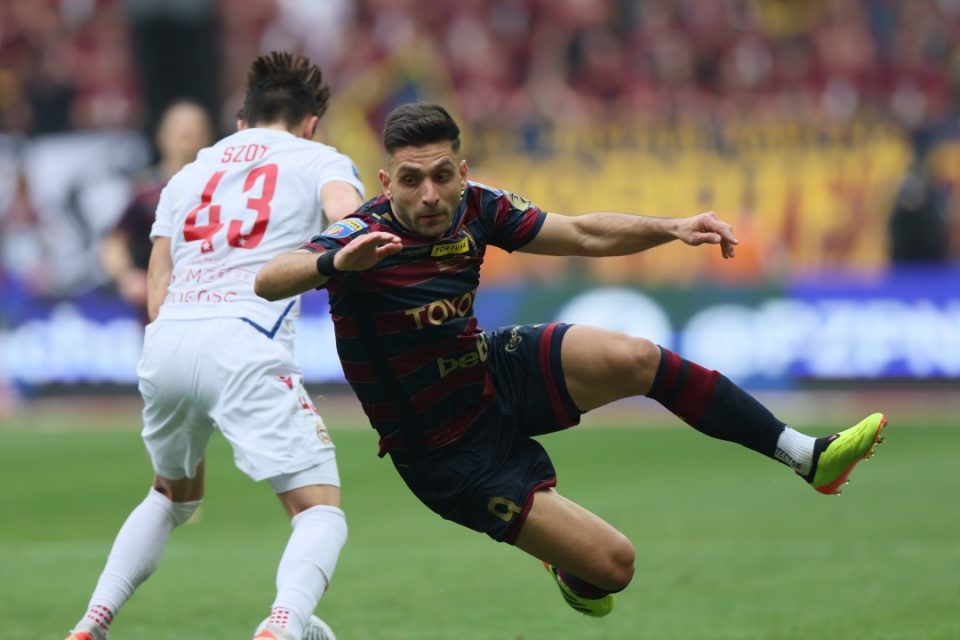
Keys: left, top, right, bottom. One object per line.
{"left": 65, "top": 53, "right": 361, "bottom": 640}
{"left": 256, "top": 102, "right": 886, "bottom": 619}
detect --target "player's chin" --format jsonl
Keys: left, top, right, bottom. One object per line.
{"left": 418, "top": 214, "right": 450, "bottom": 234}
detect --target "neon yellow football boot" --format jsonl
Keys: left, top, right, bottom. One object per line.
{"left": 807, "top": 413, "right": 887, "bottom": 495}
{"left": 544, "top": 562, "right": 614, "bottom": 617}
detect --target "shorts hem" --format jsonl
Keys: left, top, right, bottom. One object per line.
{"left": 245, "top": 449, "right": 338, "bottom": 484}
{"left": 503, "top": 476, "right": 557, "bottom": 544}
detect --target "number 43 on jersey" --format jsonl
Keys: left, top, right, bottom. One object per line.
{"left": 184, "top": 163, "right": 278, "bottom": 253}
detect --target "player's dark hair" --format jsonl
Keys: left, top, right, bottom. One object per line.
{"left": 383, "top": 103, "right": 461, "bottom": 154}
{"left": 239, "top": 51, "right": 331, "bottom": 127}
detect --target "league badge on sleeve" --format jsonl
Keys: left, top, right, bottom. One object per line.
{"left": 506, "top": 191, "right": 532, "bottom": 212}
{"left": 321, "top": 218, "right": 368, "bottom": 238}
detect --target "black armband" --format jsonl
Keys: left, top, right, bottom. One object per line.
{"left": 315, "top": 248, "right": 343, "bottom": 277}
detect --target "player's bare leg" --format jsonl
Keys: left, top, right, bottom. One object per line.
{"left": 66, "top": 465, "right": 205, "bottom": 640}
{"left": 153, "top": 460, "right": 205, "bottom": 501}
{"left": 559, "top": 325, "right": 661, "bottom": 410}
{"left": 514, "top": 488, "right": 633, "bottom": 617}
{"left": 514, "top": 488, "right": 634, "bottom": 588}
{"left": 277, "top": 483, "right": 340, "bottom": 516}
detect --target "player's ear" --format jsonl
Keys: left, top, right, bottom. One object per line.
{"left": 459, "top": 159, "right": 468, "bottom": 190}
{"left": 379, "top": 169, "right": 391, "bottom": 199}
{"left": 305, "top": 115, "right": 320, "bottom": 139}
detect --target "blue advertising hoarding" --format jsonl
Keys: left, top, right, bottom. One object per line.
{"left": 1, "top": 267, "right": 957, "bottom": 388}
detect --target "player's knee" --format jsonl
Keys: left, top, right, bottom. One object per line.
{"left": 586, "top": 531, "right": 635, "bottom": 591}
{"left": 169, "top": 498, "right": 201, "bottom": 526}
{"left": 619, "top": 337, "right": 660, "bottom": 395}
{"left": 153, "top": 473, "right": 204, "bottom": 503}
{"left": 604, "top": 535, "right": 636, "bottom": 591}
{"left": 145, "top": 487, "right": 201, "bottom": 526}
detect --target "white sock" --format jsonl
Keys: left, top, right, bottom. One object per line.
{"left": 76, "top": 488, "right": 199, "bottom": 632}
{"left": 270, "top": 505, "right": 348, "bottom": 639}
{"left": 774, "top": 426, "right": 817, "bottom": 475}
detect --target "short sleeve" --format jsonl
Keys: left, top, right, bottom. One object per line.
{"left": 314, "top": 150, "right": 365, "bottom": 200}
{"left": 149, "top": 181, "right": 175, "bottom": 239}
{"left": 482, "top": 188, "right": 547, "bottom": 252}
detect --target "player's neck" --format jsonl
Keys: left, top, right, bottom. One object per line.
{"left": 248, "top": 122, "right": 296, "bottom": 134}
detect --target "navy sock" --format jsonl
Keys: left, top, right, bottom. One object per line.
{"left": 646, "top": 346, "right": 785, "bottom": 459}
{"left": 556, "top": 569, "right": 619, "bottom": 598}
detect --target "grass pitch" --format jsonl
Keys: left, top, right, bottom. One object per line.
{"left": 2, "top": 406, "right": 958, "bottom": 639}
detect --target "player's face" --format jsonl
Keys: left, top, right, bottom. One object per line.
{"left": 157, "top": 103, "right": 213, "bottom": 168}
{"left": 380, "top": 141, "right": 467, "bottom": 239}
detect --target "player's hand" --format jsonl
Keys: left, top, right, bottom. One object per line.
{"left": 118, "top": 269, "right": 149, "bottom": 306}
{"left": 676, "top": 211, "right": 738, "bottom": 259}
{"left": 334, "top": 231, "right": 403, "bottom": 271}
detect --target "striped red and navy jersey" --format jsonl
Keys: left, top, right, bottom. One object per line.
{"left": 303, "top": 181, "right": 546, "bottom": 454}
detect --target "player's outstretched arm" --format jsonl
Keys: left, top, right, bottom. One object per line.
{"left": 255, "top": 231, "right": 402, "bottom": 301}
{"left": 520, "top": 210, "right": 738, "bottom": 259}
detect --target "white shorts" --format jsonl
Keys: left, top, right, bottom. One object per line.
{"left": 137, "top": 317, "right": 339, "bottom": 490}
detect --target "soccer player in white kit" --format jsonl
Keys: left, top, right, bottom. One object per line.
{"left": 65, "top": 52, "right": 362, "bottom": 640}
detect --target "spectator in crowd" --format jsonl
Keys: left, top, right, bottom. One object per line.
{"left": 99, "top": 100, "right": 214, "bottom": 320}
{"left": 888, "top": 162, "right": 951, "bottom": 263}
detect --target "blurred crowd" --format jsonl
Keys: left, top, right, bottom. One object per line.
{"left": 2, "top": 0, "right": 960, "bottom": 301}
{"left": 5, "top": 0, "right": 960, "bottom": 133}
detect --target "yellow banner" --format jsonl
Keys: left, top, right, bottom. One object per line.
{"left": 318, "top": 51, "right": 914, "bottom": 284}
{"left": 468, "top": 120, "right": 912, "bottom": 283}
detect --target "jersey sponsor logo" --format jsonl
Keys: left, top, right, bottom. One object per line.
{"left": 506, "top": 191, "right": 532, "bottom": 212}
{"left": 430, "top": 236, "right": 471, "bottom": 257}
{"left": 400, "top": 246, "right": 432, "bottom": 257}
{"left": 405, "top": 289, "right": 476, "bottom": 329}
{"left": 438, "top": 332, "right": 488, "bottom": 378}
{"left": 170, "top": 266, "right": 255, "bottom": 285}
{"left": 321, "top": 218, "right": 368, "bottom": 238}
{"left": 166, "top": 288, "right": 238, "bottom": 304}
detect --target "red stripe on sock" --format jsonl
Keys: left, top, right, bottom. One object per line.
{"left": 676, "top": 360, "right": 720, "bottom": 424}
{"left": 657, "top": 348, "right": 683, "bottom": 395}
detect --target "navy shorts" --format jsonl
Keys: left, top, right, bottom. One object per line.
{"left": 387, "top": 323, "right": 583, "bottom": 544}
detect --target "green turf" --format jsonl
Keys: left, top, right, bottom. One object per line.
{"left": 1, "top": 418, "right": 958, "bottom": 640}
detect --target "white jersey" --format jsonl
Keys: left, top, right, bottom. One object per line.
{"left": 151, "top": 127, "right": 363, "bottom": 334}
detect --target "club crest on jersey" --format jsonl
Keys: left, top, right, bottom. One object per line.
{"left": 321, "top": 218, "right": 367, "bottom": 238}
